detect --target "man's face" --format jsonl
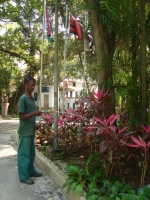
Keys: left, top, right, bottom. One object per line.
{"left": 25, "top": 80, "right": 35, "bottom": 93}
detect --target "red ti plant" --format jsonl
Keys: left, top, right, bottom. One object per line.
{"left": 44, "top": 113, "right": 53, "bottom": 126}
{"left": 136, "top": 124, "right": 150, "bottom": 140}
{"left": 57, "top": 108, "right": 88, "bottom": 153}
{"left": 87, "top": 113, "right": 131, "bottom": 179}
{"left": 125, "top": 135, "right": 150, "bottom": 186}
{"left": 36, "top": 113, "right": 54, "bottom": 146}
{"left": 56, "top": 89, "right": 111, "bottom": 154}
{"left": 75, "top": 89, "right": 110, "bottom": 119}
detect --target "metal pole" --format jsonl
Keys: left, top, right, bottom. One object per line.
{"left": 39, "top": 0, "right": 46, "bottom": 112}
{"left": 53, "top": 0, "right": 59, "bottom": 150}
{"left": 83, "top": 12, "right": 87, "bottom": 97}
{"left": 62, "top": 5, "right": 68, "bottom": 112}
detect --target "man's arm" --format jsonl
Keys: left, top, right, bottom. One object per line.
{"left": 19, "top": 111, "right": 42, "bottom": 120}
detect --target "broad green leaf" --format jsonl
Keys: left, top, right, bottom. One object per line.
{"left": 137, "top": 195, "right": 149, "bottom": 200}
{"left": 86, "top": 189, "right": 101, "bottom": 199}
{"left": 111, "top": 187, "right": 118, "bottom": 194}
{"left": 67, "top": 182, "right": 78, "bottom": 193}
{"left": 111, "top": 181, "right": 123, "bottom": 194}
{"left": 66, "top": 165, "right": 79, "bottom": 172}
{"left": 93, "top": 170, "right": 104, "bottom": 180}
{"left": 62, "top": 178, "right": 74, "bottom": 189}
{"left": 86, "top": 153, "right": 97, "bottom": 167}
{"left": 88, "top": 180, "right": 99, "bottom": 190}
{"left": 122, "top": 194, "right": 137, "bottom": 200}
{"left": 70, "top": 182, "right": 79, "bottom": 190}
{"left": 87, "top": 194, "right": 101, "bottom": 200}
{"left": 138, "top": 187, "right": 150, "bottom": 197}
{"left": 122, "top": 184, "right": 134, "bottom": 193}
{"left": 97, "top": 197, "right": 106, "bottom": 200}
{"left": 75, "top": 183, "right": 83, "bottom": 196}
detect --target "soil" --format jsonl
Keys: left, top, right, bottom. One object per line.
{"left": 120, "top": 157, "right": 150, "bottom": 190}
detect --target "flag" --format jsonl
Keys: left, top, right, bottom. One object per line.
{"left": 46, "top": 8, "right": 53, "bottom": 43}
{"left": 87, "top": 28, "right": 94, "bottom": 55}
{"left": 69, "top": 14, "right": 84, "bottom": 40}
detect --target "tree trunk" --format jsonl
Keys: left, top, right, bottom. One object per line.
{"left": 140, "top": 0, "right": 147, "bottom": 122}
{"left": 89, "top": 11, "right": 116, "bottom": 117}
{"left": 129, "top": 1, "right": 140, "bottom": 122}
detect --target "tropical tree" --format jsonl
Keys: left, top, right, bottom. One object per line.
{"left": 71, "top": 0, "right": 150, "bottom": 123}
{"left": 0, "top": 0, "right": 150, "bottom": 124}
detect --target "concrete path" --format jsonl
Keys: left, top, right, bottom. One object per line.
{"left": 0, "top": 119, "right": 65, "bottom": 200}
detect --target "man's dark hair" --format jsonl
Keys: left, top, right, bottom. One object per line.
{"left": 24, "top": 76, "right": 36, "bottom": 84}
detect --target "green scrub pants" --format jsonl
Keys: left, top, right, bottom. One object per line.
{"left": 18, "top": 135, "right": 36, "bottom": 181}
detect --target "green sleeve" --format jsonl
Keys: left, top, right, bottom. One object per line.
{"left": 18, "top": 96, "right": 26, "bottom": 113}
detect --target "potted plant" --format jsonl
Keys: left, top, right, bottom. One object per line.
{"left": 1, "top": 94, "right": 9, "bottom": 117}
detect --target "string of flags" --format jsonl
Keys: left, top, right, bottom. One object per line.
{"left": 46, "top": 8, "right": 53, "bottom": 43}
{"left": 69, "top": 14, "right": 84, "bottom": 40}
{"left": 69, "top": 14, "right": 94, "bottom": 55}
{"left": 87, "top": 28, "right": 94, "bottom": 55}
{"left": 45, "top": 9, "right": 94, "bottom": 54}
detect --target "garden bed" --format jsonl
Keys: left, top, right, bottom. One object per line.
{"left": 16, "top": 89, "right": 150, "bottom": 199}
{"left": 37, "top": 143, "right": 150, "bottom": 190}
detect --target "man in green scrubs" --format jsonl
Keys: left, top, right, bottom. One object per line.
{"left": 18, "top": 76, "right": 43, "bottom": 185}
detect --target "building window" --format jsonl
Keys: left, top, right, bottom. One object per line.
{"left": 73, "top": 103, "right": 75, "bottom": 110}
{"left": 66, "top": 91, "right": 68, "bottom": 97}
{"left": 42, "top": 86, "right": 50, "bottom": 93}
{"left": 73, "top": 82, "right": 76, "bottom": 87}
{"left": 68, "top": 103, "right": 69, "bottom": 109}
{"left": 70, "top": 91, "right": 72, "bottom": 97}
{"left": 34, "top": 93, "right": 38, "bottom": 101}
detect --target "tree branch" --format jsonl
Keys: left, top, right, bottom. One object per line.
{"left": 0, "top": 45, "right": 37, "bottom": 69}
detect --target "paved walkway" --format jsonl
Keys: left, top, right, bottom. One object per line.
{"left": 0, "top": 119, "right": 65, "bottom": 200}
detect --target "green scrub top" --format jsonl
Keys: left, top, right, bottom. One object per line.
{"left": 18, "top": 94, "right": 36, "bottom": 137}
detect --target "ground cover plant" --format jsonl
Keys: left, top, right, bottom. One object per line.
{"left": 36, "top": 89, "right": 150, "bottom": 198}
{"left": 63, "top": 155, "right": 150, "bottom": 200}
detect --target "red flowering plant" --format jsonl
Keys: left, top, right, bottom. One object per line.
{"left": 36, "top": 113, "right": 54, "bottom": 146}
{"left": 54, "top": 89, "right": 118, "bottom": 158}
{"left": 136, "top": 124, "right": 150, "bottom": 140}
{"left": 56, "top": 89, "right": 110, "bottom": 157}
{"left": 75, "top": 89, "right": 110, "bottom": 119}
{"left": 86, "top": 113, "right": 135, "bottom": 179}
{"left": 56, "top": 108, "right": 89, "bottom": 157}
{"left": 125, "top": 124, "right": 150, "bottom": 186}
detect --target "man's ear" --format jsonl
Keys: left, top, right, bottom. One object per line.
{"left": 24, "top": 82, "right": 28, "bottom": 87}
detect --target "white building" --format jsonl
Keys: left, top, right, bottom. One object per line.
{"left": 34, "top": 83, "right": 54, "bottom": 110}
{"left": 34, "top": 79, "right": 85, "bottom": 111}
{"left": 59, "top": 79, "right": 84, "bottom": 111}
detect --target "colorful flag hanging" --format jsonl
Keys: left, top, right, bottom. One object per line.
{"left": 69, "top": 14, "right": 84, "bottom": 40}
{"left": 87, "top": 28, "right": 94, "bottom": 55}
{"left": 46, "top": 8, "right": 53, "bottom": 43}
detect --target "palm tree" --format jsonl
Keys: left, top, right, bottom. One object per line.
{"left": 74, "top": 0, "right": 149, "bottom": 123}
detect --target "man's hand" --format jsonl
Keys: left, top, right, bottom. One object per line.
{"left": 34, "top": 110, "right": 43, "bottom": 116}
{"left": 20, "top": 111, "right": 42, "bottom": 120}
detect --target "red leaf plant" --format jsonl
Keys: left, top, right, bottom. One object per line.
{"left": 73, "top": 89, "right": 110, "bottom": 119}
{"left": 57, "top": 108, "right": 88, "bottom": 153}
{"left": 125, "top": 135, "right": 150, "bottom": 186}
{"left": 57, "top": 117, "right": 64, "bottom": 127}
{"left": 136, "top": 124, "right": 150, "bottom": 140}
{"left": 36, "top": 113, "right": 54, "bottom": 146}
{"left": 87, "top": 113, "right": 133, "bottom": 179}
{"left": 44, "top": 113, "right": 53, "bottom": 126}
